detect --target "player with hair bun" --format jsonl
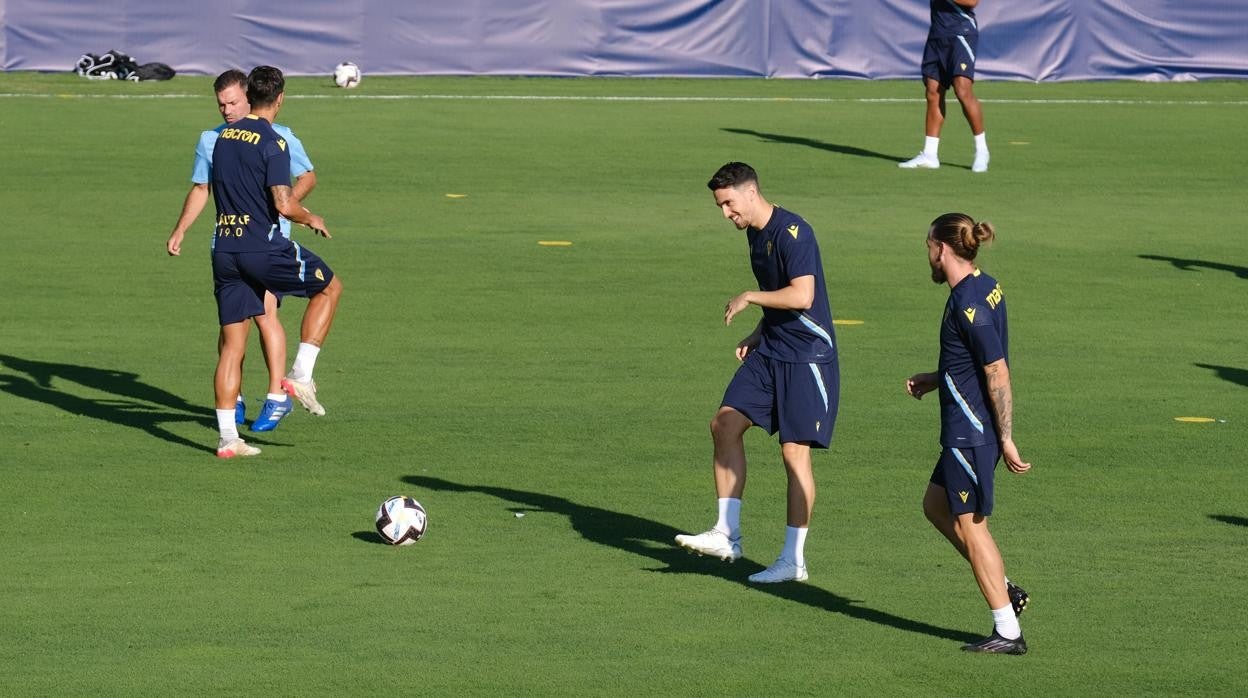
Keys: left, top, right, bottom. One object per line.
{"left": 905, "top": 212, "right": 1032, "bottom": 654}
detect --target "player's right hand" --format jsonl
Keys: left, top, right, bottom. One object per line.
{"left": 905, "top": 372, "right": 937, "bottom": 399}
{"left": 306, "top": 214, "right": 331, "bottom": 238}
{"left": 166, "top": 231, "right": 183, "bottom": 256}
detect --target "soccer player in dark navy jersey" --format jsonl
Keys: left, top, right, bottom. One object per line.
{"left": 906, "top": 213, "right": 1032, "bottom": 654}
{"left": 676, "top": 162, "right": 840, "bottom": 584}
{"left": 206, "top": 66, "right": 343, "bottom": 458}
{"left": 898, "top": 0, "right": 990, "bottom": 173}
{"left": 166, "top": 69, "right": 319, "bottom": 433}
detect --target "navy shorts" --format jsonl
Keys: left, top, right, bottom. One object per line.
{"left": 721, "top": 351, "right": 839, "bottom": 448}
{"left": 212, "top": 241, "right": 334, "bottom": 325}
{"left": 930, "top": 443, "right": 999, "bottom": 516}
{"left": 922, "top": 35, "right": 978, "bottom": 87}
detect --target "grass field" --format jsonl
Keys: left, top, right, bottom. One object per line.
{"left": 1, "top": 72, "right": 1246, "bottom": 695}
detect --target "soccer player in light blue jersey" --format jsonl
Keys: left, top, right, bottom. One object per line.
{"left": 166, "top": 69, "right": 317, "bottom": 433}
{"left": 899, "top": 0, "right": 990, "bottom": 172}
{"left": 905, "top": 213, "right": 1031, "bottom": 654}
{"left": 676, "top": 163, "right": 840, "bottom": 584}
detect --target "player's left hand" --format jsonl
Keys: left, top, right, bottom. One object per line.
{"left": 724, "top": 292, "right": 752, "bottom": 325}
{"left": 735, "top": 334, "right": 760, "bottom": 361}
{"left": 1001, "top": 438, "right": 1031, "bottom": 474}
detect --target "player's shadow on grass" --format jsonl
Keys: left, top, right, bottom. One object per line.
{"left": 1138, "top": 254, "right": 1248, "bottom": 280}
{"left": 0, "top": 353, "right": 223, "bottom": 454}
{"left": 1210, "top": 514, "right": 1248, "bottom": 528}
{"left": 1194, "top": 363, "right": 1248, "bottom": 389}
{"left": 404, "top": 475, "right": 978, "bottom": 644}
{"left": 721, "top": 127, "right": 941, "bottom": 167}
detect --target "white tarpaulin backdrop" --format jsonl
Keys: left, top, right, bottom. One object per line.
{"left": 2, "top": 0, "right": 1245, "bottom": 80}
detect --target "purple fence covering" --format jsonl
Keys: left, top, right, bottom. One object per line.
{"left": 2, "top": 0, "right": 1245, "bottom": 80}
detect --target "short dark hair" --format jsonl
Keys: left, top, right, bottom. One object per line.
{"left": 707, "top": 162, "right": 758, "bottom": 191}
{"left": 213, "top": 69, "right": 247, "bottom": 93}
{"left": 246, "top": 66, "right": 285, "bottom": 108}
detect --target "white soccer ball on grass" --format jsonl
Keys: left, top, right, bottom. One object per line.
{"left": 375, "top": 495, "right": 427, "bottom": 545}
{"left": 333, "top": 62, "right": 362, "bottom": 89}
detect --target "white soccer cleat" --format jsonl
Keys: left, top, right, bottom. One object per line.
{"left": 216, "top": 437, "right": 261, "bottom": 459}
{"left": 972, "top": 151, "right": 990, "bottom": 173}
{"left": 898, "top": 152, "right": 940, "bottom": 169}
{"left": 281, "top": 374, "right": 325, "bottom": 416}
{"left": 748, "top": 557, "right": 808, "bottom": 583}
{"left": 675, "top": 529, "right": 743, "bottom": 561}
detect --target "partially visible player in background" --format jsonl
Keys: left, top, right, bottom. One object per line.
{"left": 905, "top": 213, "right": 1030, "bottom": 654}
{"left": 898, "top": 0, "right": 990, "bottom": 173}
{"left": 675, "top": 162, "right": 840, "bottom": 584}
{"left": 166, "top": 69, "right": 317, "bottom": 432}
{"left": 204, "top": 65, "right": 342, "bottom": 458}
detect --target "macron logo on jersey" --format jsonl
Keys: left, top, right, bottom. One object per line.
{"left": 963, "top": 307, "right": 976, "bottom": 323}
{"left": 787, "top": 224, "right": 800, "bottom": 239}
{"left": 278, "top": 138, "right": 287, "bottom": 152}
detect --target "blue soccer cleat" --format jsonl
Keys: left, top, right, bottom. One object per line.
{"left": 250, "top": 396, "right": 293, "bottom": 432}
{"left": 235, "top": 396, "right": 246, "bottom": 425}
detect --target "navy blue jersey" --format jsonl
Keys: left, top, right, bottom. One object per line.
{"left": 210, "top": 115, "right": 292, "bottom": 253}
{"left": 930, "top": 0, "right": 978, "bottom": 38}
{"left": 746, "top": 206, "right": 836, "bottom": 364}
{"left": 937, "top": 269, "right": 1008, "bottom": 447}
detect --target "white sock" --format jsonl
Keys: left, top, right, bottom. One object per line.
{"left": 923, "top": 136, "right": 940, "bottom": 159}
{"left": 216, "top": 409, "right": 239, "bottom": 441}
{"left": 289, "top": 342, "right": 321, "bottom": 381}
{"left": 781, "top": 525, "right": 808, "bottom": 567}
{"left": 992, "top": 604, "right": 1021, "bottom": 640}
{"left": 974, "top": 132, "right": 988, "bottom": 154}
{"left": 714, "top": 497, "right": 741, "bottom": 539}
{"left": 266, "top": 392, "right": 286, "bottom": 402}
{"left": 235, "top": 394, "right": 243, "bottom": 405}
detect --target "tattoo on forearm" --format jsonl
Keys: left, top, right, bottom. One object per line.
{"left": 272, "top": 185, "right": 291, "bottom": 210}
{"left": 985, "top": 362, "right": 1013, "bottom": 441}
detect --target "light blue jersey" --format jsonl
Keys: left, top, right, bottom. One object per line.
{"left": 191, "top": 122, "right": 313, "bottom": 239}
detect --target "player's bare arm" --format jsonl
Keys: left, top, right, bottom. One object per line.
{"left": 166, "top": 183, "right": 211, "bottom": 256}
{"left": 292, "top": 170, "right": 317, "bottom": 203}
{"left": 724, "top": 275, "right": 815, "bottom": 325}
{"left": 983, "top": 358, "right": 1032, "bottom": 473}
{"left": 906, "top": 372, "right": 939, "bottom": 400}
{"left": 271, "top": 183, "right": 330, "bottom": 238}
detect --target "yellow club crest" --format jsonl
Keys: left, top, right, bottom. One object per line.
{"left": 787, "top": 224, "right": 800, "bottom": 239}
{"left": 766, "top": 241, "right": 773, "bottom": 257}
{"left": 963, "top": 307, "right": 976, "bottom": 323}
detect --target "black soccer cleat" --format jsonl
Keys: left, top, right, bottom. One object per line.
{"left": 1007, "top": 581, "right": 1030, "bottom": 617}
{"left": 961, "top": 630, "right": 1028, "bottom": 655}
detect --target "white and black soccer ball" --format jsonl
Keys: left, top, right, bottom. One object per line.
{"left": 375, "top": 495, "right": 427, "bottom": 545}
{"left": 333, "top": 61, "right": 362, "bottom": 89}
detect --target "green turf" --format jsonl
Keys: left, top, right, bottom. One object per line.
{"left": 1, "top": 72, "right": 1246, "bottom": 695}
